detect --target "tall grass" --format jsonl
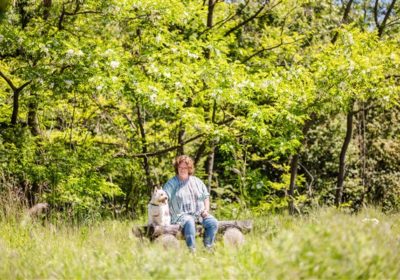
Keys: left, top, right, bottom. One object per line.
{"left": 0, "top": 208, "right": 399, "bottom": 279}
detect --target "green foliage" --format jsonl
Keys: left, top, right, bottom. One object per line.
{"left": 0, "top": 0, "right": 399, "bottom": 215}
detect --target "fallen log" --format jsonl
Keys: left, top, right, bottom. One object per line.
{"left": 132, "top": 220, "right": 253, "bottom": 240}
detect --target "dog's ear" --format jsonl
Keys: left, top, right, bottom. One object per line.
{"left": 153, "top": 185, "right": 160, "bottom": 193}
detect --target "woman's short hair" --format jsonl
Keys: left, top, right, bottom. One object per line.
{"left": 173, "top": 155, "right": 195, "bottom": 175}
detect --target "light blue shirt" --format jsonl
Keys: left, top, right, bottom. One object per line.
{"left": 163, "top": 175, "right": 209, "bottom": 226}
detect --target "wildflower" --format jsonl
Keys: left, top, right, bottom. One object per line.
{"left": 103, "top": 49, "right": 113, "bottom": 56}
{"left": 66, "top": 49, "right": 75, "bottom": 58}
{"left": 362, "top": 218, "right": 379, "bottom": 225}
{"left": 149, "top": 93, "right": 157, "bottom": 102}
{"left": 110, "top": 61, "right": 120, "bottom": 69}
{"left": 41, "top": 46, "right": 49, "bottom": 55}
{"left": 187, "top": 51, "right": 199, "bottom": 59}
{"left": 148, "top": 85, "right": 158, "bottom": 93}
{"left": 65, "top": 80, "right": 74, "bottom": 88}
{"left": 383, "top": 96, "right": 389, "bottom": 102}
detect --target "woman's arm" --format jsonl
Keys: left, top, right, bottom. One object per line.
{"left": 201, "top": 197, "right": 210, "bottom": 218}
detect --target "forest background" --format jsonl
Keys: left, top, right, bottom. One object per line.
{"left": 0, "top": 0, "right": 399, "bottom": 220}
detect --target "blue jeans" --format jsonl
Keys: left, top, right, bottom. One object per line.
{"left": 182, "top": 215, "right": 218, "bottom": 249}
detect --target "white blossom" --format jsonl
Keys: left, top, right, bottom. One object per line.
{"left": 149, "top": 64, "right": 158, "bottom": 73}
{"left": 237, "top": 80, "right": 252, "bottom": 89}
{"left": 175, "top": 82, "right": 183, "bottom": 89}
{"left": 110, "top": 61, "right": 120, "bottom": 69}
{"left": 148, "top": 85, "right": 158, "bottom": 93}
{"left": 96, "top": 85, "right": 103, "bottom": 91}
{"left": 187, "top": 51, "right": 199, "bottom": 59}
{"left": 348, "top": 60, "right": 355, "bottom": 74}
{"left": 65, "top": 80, "right": 74, "bottom": 88}
{"left": 103, "top": 49, "right": 114, "bottom": 56}
{"left": 347, "top": 33, "right": 354, "bottom": 45}
{"left": 252, "top": 111, "right": 260, "bottom": 119}
{"left": 41, "top": 46, "right": 49, "bottom": 55}
{"left": 149, "top": 93, "right": 157, "bottom": 102}
{"left": 66, "top": 49, "right": 75, "bottom": 58}
{"left": 383, "top": 95, "right": 390, "bottom": 102}
{"left": 362, "top": 218, "right": 379, "bottom": 225}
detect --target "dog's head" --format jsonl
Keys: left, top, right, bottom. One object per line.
{"left": 150, "top": 186, "right": 168, "bottom": 205}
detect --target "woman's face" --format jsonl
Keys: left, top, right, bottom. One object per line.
{"left": 177, "top": 162, "right": 189, "bottom": 181}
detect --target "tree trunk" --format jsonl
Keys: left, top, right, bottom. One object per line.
{"left": 11, "top": 90, "right": 20, "bottom": 125}
{"left": 204, "top": 0, "right": 216, "bottom": 58}
{"left": 207, "top": 146, "right": 215, "bottom": 193}
{"left": 204, "top": 1, "right": 216, "bottom": 190}
{"left": 331, "top": 0, "right": 354, "bottom": 44}
{"left": 376, "top": 0, "right": 397, "bottom": 38}
{"left": 288, "top": 153, "right": 300, "bottom": 215}
{"left": 177, "top": 122, "right": 185, "bottom": 156}
{"left": 357, "top": 102, "right": 368, "bottom": 208}
{"left": 43, "top": 0, "right": 52, "bottom": 20}
{"left": 136, "top": 104, "right": 153, "bottom": 191}
{"left": 335, "top": 101, "right": 354, "bottom": 207}
{"left": 194, "top": 141, "right": 206, "bottom": 167}
{"left": 287, "top": 114, "right": 315, "bottom": 215}
{"left": 176, "top": 98, "right": 192, "bottom": 157}
{"left": 28, "top": 97, "right": 41, "bottom": 136}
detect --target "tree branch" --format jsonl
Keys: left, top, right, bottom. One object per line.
{"left": 64, "top": 10, "right": 101, "bottom": 16}
{"left": 331, "top": 0, "right": 354, "bottom": 44}
{"left": 378, "top": 0, "right": 397, "bottom": 37}
{"left": 16, "top": 80, "right": 32, "bottom": 93}
{"left": 224, "top": 1, "right": 270, "bottom": 37}
{"left": 241, "top": 37, "right": 303, "bottom": 64}
{"left": 199, "top": 0, "right": 250, "bottom": 37}
{"left": 58, "top": 2, "right": 101, "bottom": 30}
{"left": 58, "top": 4, "right": 66, "bottom": 30}
{"left": 0, "top": 70, "right": 32, "bottom": 93}
{"left": 374, "top": 0, "right": 380, "bottom": 29}
{"left": 127, "top": 134, "right": 204, "bottom": 158}
{"left": 385, "top": 74, "right": 400, "bottom": 79}
{"left": 0, "top": 70, "right": 17, "bottom": 92}
{"left": 386, "top": 17, "right": 400, "bottom": 27}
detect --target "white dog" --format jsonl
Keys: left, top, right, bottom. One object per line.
{"left": 148, "top": 187, "right": 171, "bottom": 226}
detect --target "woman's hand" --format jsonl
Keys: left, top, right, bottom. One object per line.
{"left": 201, "top": 210, "right": 209, "bottom": 218}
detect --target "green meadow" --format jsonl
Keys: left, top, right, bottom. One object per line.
{"left": 1, "top": 208, "right": 399, "bottom": 280}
